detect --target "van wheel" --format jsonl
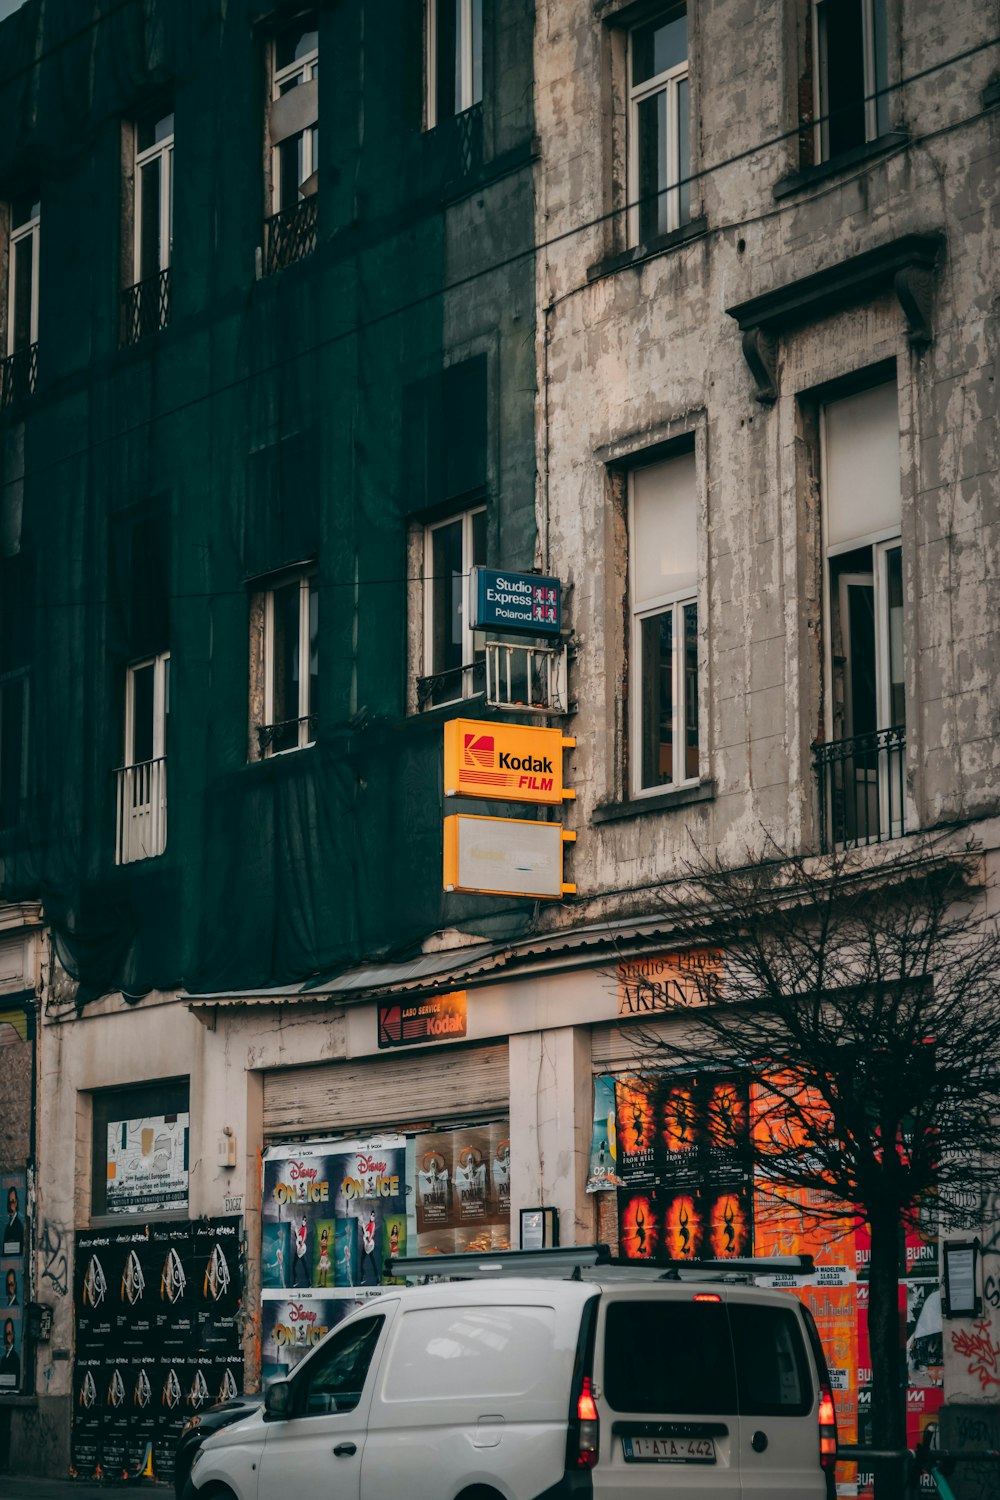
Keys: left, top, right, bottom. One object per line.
{"left": 200, "top": 1487, "right": 238, "bottom": 1500}
{"left": 455, "top": 1489, "right": 504, "bottom": 1500}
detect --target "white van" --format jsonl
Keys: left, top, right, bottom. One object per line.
{"left": 182, "top": 1251, "right": 837, "bottom": 1500}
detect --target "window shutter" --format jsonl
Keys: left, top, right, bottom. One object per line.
{"left": 632, "top": 449, "right": 697, "bottom": 607}
{"left": 824, "top": 382, "right": 900, "bottom": 550}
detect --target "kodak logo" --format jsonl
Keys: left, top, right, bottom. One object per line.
{"left": 499, "top": 752, "right": 553, "bottom": 773}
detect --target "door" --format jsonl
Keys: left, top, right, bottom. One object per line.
{"left": 730, "top": 1301, "right": 826, "bottom": 1499}
{"left": 591, "top": 1292, "right": 740, "bottom": 1499}
{"left": 256, "top": 1312, "right": 389, "bottom": 1500}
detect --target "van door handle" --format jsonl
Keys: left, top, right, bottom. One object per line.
{"left": 333, "top": 1442, "right": 357, "bottom": 1457}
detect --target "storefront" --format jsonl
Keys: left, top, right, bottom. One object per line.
{"left": 257, "top": 1038, "right": 511, "bottom": 1375}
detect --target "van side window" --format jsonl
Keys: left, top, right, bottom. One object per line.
{"left": 604, "top": 1301, "right": 737, "bottom": 1414}
{"left": 296, "top": 1315, "right": 384, "bottom": 1416}
{"left": 382, "top": 1305, "right": 558, "bottom": 1402}
{"left": 730, "top": 1305, "right": 812, "bottom": 1417}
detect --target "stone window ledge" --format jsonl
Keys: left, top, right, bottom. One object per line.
{"left": 592, "top": 778, "right": 715, "bottom": 823}
{"left": 587, "top": 216, "right": 708, "bottom": 284}
{"left": 773, "top": 131, "right": 909, "bottom": 201}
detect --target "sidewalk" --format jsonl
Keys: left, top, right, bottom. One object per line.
{"left": 0, "top": 1480, "right": 171, "bottom": 1498}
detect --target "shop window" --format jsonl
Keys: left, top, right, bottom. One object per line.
{"left": 815, "top": 378, "right": 905, "bottom": 847}
{"left": 420, "top": 506, "right": 487, "bottom": 709}
{"left": 426, "top": 0, "right": 483, "bottom": 128}
{"left": 1, "top": 193, "right": 39, "bottom": 407}
{"left": 90, "top": 1079, "right": 190, "bottom": 1220}
{"left": 122, "top": 105, "right": 173, "bottom": 345}
{"left": 265, "top": 16, "right": 319, "bottom": 273}
{"left": 813, "top": 0, "right": 889, "bottom": 160}
{"left": 116, "top": 651, "right": 169, "bottom": 864}
{"left": 628, "top": 8, "right": 690, "bottom": 244}
{"left": 628, "top": 447, "right": 700, "bottom": 795}
{"left": 249, "top": 567, "right": 319, "bottom": 758}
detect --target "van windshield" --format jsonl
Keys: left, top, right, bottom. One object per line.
{"left": 603, "top": 1300, "right": 813, "bottom": 1418}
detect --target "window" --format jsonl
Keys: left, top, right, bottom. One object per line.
{"left": 296, "top": 1315, "right": 384, "bottom": 1416}
{"left": 90, "top": 1079, "right": 189, "bottom": 1219}
{"left": 123, "top": 106, "right": 173, "bottom": 343}
{"left": 251, "top": 570, "right": 318, "bottom": 756}
{"left": 813, "top": 0, "right": 888, "bottom": 160}
{"left": 628, "top": 10, "right": 689, "bottom": 244}
{"left": 629, "top": 450, "right": 700, "bottom": 795}
{"left": 426, "top": 0, "right": 483, "bottom": 127}
{"left": 116, "top": 650, "right": 169, "bottom": 864}
{"left": 816, "top": 379, "right": 904, "bottom": 845}
{"left": 422, "top": 507, "right": 486, "bottom": 708}
{"left": 1, "top": 194, "right": 39, "bottom": 406}
{"left": 264, "top": 19, "right": 319, "bottom": 273}
{"left": 605, "top": 1299, "right": 736, "bottom": 1413}
{"left": 384, "top": 1305, "right": 557, "bottom": 1402}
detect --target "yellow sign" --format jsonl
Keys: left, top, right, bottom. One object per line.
{"left": 617, "top": 951, "right": 722, "bottom": 1016}
{"left": 444, "top": 719, "right": 575, "bottom": 806}
{"left": 443, "top": 814, "right": 576, "bottom": 899}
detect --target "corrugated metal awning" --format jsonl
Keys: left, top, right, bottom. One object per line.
{"left": 186, "top": 912, "right": 687, "bottom": 1011}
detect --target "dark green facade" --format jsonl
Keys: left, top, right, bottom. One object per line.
{"left": 0, "top": 0, "right": 539, "bottom": 1000}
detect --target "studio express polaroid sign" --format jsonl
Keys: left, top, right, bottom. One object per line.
{"left": 471, "top": 567, "right": 561, "bottom": 637}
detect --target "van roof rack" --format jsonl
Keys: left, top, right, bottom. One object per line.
{"left": 386, "top": 1245, "right": 815, "bottom": 1282}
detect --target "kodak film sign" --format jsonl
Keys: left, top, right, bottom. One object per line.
{"left": 443, "top": 719, "right": 575, "bottom": 805}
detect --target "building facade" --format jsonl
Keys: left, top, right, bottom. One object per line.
{"left": 0, "top": 0, "right": 998, "bottom": 1486}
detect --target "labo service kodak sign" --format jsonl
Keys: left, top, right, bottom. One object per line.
{"left": 444, "top": 719, "right": 575, "bottom": 806}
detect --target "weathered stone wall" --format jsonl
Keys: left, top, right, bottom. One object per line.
{"left": 532, "top": 0, "right": 1000, "bottom": 913}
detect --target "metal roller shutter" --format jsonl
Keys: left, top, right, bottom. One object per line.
{"left": 590, "top": 1017, "right": 673, "bottom": 1070}
{"left": 262, "top": 1041, "right": 510, "bottom": 1138}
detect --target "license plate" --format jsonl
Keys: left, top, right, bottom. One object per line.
{"left": 622, "top": 1436, "right": 716, "bottom": 1464}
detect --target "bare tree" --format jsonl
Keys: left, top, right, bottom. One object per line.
{"left": 630, "top": 834, "right": 1000, "bottom": 1499}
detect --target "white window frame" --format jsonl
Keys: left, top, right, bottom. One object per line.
{"left": 422, "top": 506, "right": 486, "bottom": 704}
{"left": 271, "top": 29, "right": 319, "bottom": 213}
{"left": 426, "top": 0, "right": 483, "bottom": 129}
{"left": 134, "top": 113, "right": 174, "bottom": 281}
{"left": 627, "top": 14, "right": 689, "bottom": 245}
{"left": 7, "top": 201, "right": 39, "bottom": 356}
{"left": 263, "top": 571, "right": 316, "bottom": 755}
{"left": 812, "top": 0, "right": 887, "bottom": 161}
{"left": 124, "top": 651, "right": 170, "bottom": 767}
{"left": 628, "top": 475, "right": 700, "bottom": 799}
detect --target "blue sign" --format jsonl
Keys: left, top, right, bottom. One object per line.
{"left": 471, "top": 568, "right": 562, "bottom": 637}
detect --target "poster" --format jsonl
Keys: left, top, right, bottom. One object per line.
{"left": 105, "top": 1113, "right": 190, "bottom": 1215}
{"left": 586, "top": 1074, "right": 624, "bottom": 1192}
{"left": 414, "top": 1123, "right": 511, "bottom": 1253}
{"left": 1, "top": 1170, "right": 28, "bottom": 1394}
{"left": 71, "top": 1218, "right": 243, "bottom": 1482}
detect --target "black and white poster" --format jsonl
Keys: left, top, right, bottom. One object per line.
{"left": 0, "top": 1170, "right": 28, "bottom": 1393}
{"left": 71, "top": 1218, "right": 243, "bottom": 1482}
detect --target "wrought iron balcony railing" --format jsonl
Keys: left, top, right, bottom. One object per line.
{"left": 263, "top": 196, "right": 319, "bottom": 276}
{"left": 0, "top": 342, "right": 38, "bottom": 407}
{"left": 121, "top": 268, "right": 171, "bottom": 346}
{"left": 447, "top": 101, "right": 484, "bottom": 180}
{"left": 417, "top": 659, "right": 486, "bottom": 711}
{"left": 115, "top": 756, "right": 167, "bottom": 864}
{"left": 257, "top": 713, "right": 317, "bottom": 756}
{"left": 813, "top": 726, "right": 906, "bottom": 852}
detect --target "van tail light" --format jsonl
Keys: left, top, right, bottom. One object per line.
{"left": 574, "top": 1376, "right": 599, "bottom": 1468}
{"left": 818, "top": 1382, "right": 838, "bottom": 1470}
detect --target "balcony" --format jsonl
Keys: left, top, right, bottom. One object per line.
{"left": 256, "top": 714, "right": 317, "bottom": 756}
{"left": 0, "top": 342, "right": 37, "bottom": 408}
{"left": 485, "top": 640, "right": 569, "bottom": 715}
{"left": 446, "top": 101, "right": 484, "bottom": 180}
{"left": 263, "top": 197, "right": 318, "bottom": 276}
{"left": 121, "top": 268, "right": 171, "bottom": 346}
{"left": 115, "top": 757, "right": 167, "bottom": 865}
{"left": 813, "top": 726, "right": 905, "bottom": 852}
{"left": 417, "top": 660, "right": 486, "bottom": 712}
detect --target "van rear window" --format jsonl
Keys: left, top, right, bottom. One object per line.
{"left": 729, "top": 1304, "right": 812, "bottom": 1416}
{"left": 603, "top": 1300, "right": 813, "bottom": 1419}
{"left": 604, "top": 1301, "right": 738, "bottom": 1414}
